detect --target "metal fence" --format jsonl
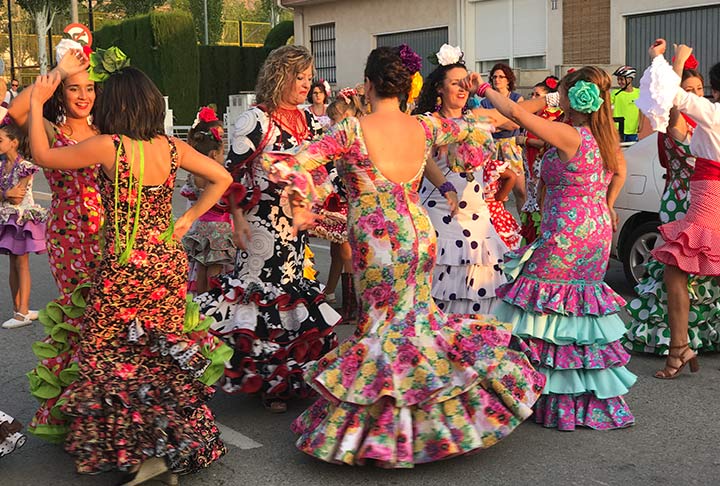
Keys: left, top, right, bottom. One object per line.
{"left": 219, "top": 21, "right": 271, "bottom": 47}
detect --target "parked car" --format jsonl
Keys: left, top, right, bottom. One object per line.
{"left": 611, "top": 135, "right": 666, "bottom": 288}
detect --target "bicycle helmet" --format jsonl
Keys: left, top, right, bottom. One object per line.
{"left": 613, "top": 66, "right": 637, "bottom": 79}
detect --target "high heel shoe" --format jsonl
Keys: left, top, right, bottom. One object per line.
{"left": 117, "top": 457, "right": 169, "bottom": 486}
{"left": 654, "top": 343, "right": 699, "bottom": 379}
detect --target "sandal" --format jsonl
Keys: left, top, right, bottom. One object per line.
{"left": 654, "top": 343, "right": 699, "bottom": 379}
{"left": 261, "top": 396, "right": 287, "bottom": 414}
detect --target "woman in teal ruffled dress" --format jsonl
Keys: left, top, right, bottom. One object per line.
{"left": 466, "top": 66, "right": 636, "bottom": 430}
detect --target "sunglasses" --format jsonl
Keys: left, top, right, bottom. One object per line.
{"left": 11, "top": 84, "right": 19, "bottom": 87}
{"left": 491, "top": 75, "right": 507, "bottom": 79}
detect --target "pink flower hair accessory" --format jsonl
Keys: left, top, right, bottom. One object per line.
{"left": 338, "top": 87, "right": 358, "bottom": 103}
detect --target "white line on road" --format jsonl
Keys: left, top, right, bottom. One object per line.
{"left": 311, "top": 242, "right": 331, "bottom": 251}
{"left": 215, "top": 421, "right": 263, "bottom": 450}
{"left": 34, "top": 191, "right": 52, "bottom": 201}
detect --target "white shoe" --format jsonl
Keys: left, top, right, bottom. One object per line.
{"left": 2, "top": 314, "right": 32, "bottom": 329}
{"left": 27, "top": 310, "right": 39, "bottom": 321}
{"left": 325, "top": 292, "right": 336, "bottom": 304}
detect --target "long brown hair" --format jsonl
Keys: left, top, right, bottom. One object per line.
{"left": 560, "top": 66, "right": 619, "bottom": 172}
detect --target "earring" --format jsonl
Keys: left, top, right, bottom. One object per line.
{"left": 434, "top": 96, "right": 442, "bottom": 112}
{"left": 87, "top": 115, "right": 94, "bottom": 126}
{"left": 56, "top": 113, "right": 67, "bottom": 126}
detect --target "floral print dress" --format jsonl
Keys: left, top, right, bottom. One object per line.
{"left": 494, "top": 127, "right": 636, "bottom": 431}
{"left": 27, "top": 127, "right": 104, "bottom": 443}
{"left": 60, "top": 136, "right": 229, "bottom": 474}
{"left": 195, "top": 107, "right": 340, "bottom": 399}
{"left": 263, "top": 115, "right": 545, "bottom": 468}
{"left": 624, "top": 131, "right": 720, "bottom": 354}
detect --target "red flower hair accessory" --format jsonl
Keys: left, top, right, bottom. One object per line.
{"left": 544, "top": 77, "right": 558, "bottom": 89}
{"left": 82, "top": 45, "right": 93, "bottom": 57}
{"left": 192, "top": 106, "right": 219, "bottom": 128}
{"left": 210, "top": 126, "right": 223, "bottom": 143}
{"left": 671, "top": 53, "right": 699, "bottom": 71}
{"left": 338, "top": 87, "right": 358, "bottom": 103}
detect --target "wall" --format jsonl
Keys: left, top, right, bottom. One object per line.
{"left": 289, "top": 0, "right": 458, "bottom": 88}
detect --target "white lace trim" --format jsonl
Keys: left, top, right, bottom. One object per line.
{"left": 636, "top": 55, "right": 681, "bottom": 133}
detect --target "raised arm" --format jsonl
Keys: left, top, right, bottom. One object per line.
{"left": 28, "top": 72, "right": 113, "bottom": 170}
{"left": 173, "top": 140, "right": 233, "bottom": 240}
{"left": 416, "top": 113, "right": 495, "bottom": 173}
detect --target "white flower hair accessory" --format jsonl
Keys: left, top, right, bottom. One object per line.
{"left": 55, "top": 38, "right": 84, "bottom": 64}
{"left": 435, "top": 44, "right": 464, "bottom": 66}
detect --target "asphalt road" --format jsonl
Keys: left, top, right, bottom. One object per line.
{"left": 1, "top": 172, "right": 718, "bottom": 486}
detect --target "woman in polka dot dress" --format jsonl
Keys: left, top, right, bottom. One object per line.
{"left": 624, "top": 63, "right": 720, "bottom": 354}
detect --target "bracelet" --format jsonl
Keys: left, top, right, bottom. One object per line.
{"left": 476, "top": 82, "right": 492, "bottom": 98}
{"left": 438, "top": 181, "right": 457, "bottom": 197}
{"left": 546, "top": 92, "right": 560, "bottom": 108}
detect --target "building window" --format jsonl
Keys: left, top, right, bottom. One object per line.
{"left": 311, "top": 23, "right": 336, "bottom": 83}
{"left": 479, "top": 59, "right": 510, "bottom": 74}
{"left": 376, "top": 27, "right": 449, "bottom": 78}
{"left": 514, "top": 55, "right": 546, "bottom": 69}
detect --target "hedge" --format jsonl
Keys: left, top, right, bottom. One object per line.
{"left": 263, "top": 20, "right": 294, "bottom": 52}
{"left": 93, "top": 12, "right": 200, "bottom": 124}
{"left": 198, "top": 46, "right": 267, "bottom": 118}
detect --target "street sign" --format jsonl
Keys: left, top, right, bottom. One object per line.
{"left": 63, "top": 23, "right": 93, "bottom": 47}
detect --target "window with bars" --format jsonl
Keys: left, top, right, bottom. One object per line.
{"left": 310, "top": 23, "right": 336, "bottom": 83}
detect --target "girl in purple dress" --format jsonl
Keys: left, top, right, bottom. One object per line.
{"left": 464, "top": 66, "right": 635, "bottom": 431}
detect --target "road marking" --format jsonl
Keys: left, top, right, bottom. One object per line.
{"left": 311, "top": 242, "right": 331, "bottom": 251}
{"left": 215, "top": 421, "right": 263, "bottom": 450}
{"left": 34, "top": 191, "right": 52, "bottom": 201}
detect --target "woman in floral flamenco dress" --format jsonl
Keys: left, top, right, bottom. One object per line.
{"left": 195, "top": 45, "right": 340, "bottom": 414}
{"left": 624, "top": 56, "right": 720, "bottom": 354}
{"left": 467, "top": 67, "right": 636, "bottom": 430}
{"left": 9, "top": 40, "right": 104, "bottom": 442}
{"left": 263, "top": 46, "right": 545, "bottom": 468}
{"left": 29, "top": 53, "right": 231, "bottom": 483}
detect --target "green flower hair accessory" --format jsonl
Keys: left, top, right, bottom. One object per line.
{"left": 88, "top": 46, "right": 130, "bottom": 82}
{"left": 568, "top": 80, "right": 604, "bottom": 113}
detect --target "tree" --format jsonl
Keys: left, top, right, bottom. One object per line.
{"left": 15, "top": 0, "right": 66, "bottom": 74}
{"left": 111, "top": 0, "right": 167, "bottom": 17}
{"left": 187, "top": 0, "right": 223, "bottom": 44}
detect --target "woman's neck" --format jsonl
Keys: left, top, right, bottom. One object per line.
{"left": 277, "top": 101, "right": 299, "bottom": 111}
{"left": 312, "top": 102, "right": 325, "bottom": 113}
{"left": 2, "top": 149, "right": 19, "bottom": 166}
{"left": 369, "top": 97, "right": 401, "bottom": 114}
{"left": 439, "top": 104, "right": 463, "bottom": 119}
{"left": 62, "top": 116, "right": 94, "bottom": 136}
{"left": 496, "top": 87, "right": 510, "bottom": 97}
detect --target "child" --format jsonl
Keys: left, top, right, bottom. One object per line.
{"left": 313, "top": 88, "right": 362, "bottom": 321}
{"left": 483, "top": 158, "right": 521, "bottom": 250}
{"left": 181, "top": 107, "right": 241, "bottom": 293}
{"left": 0, "top": 121, "right": 47, "bottom": 329}
{"left": 0, "top": 410, "right": 25, "bottom": 457}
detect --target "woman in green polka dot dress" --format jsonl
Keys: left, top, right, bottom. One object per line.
{"left": 623, "top": 66, "right": 720, "bottom": 355}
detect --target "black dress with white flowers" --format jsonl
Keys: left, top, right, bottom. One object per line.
{"left": 195, "top": 107, "right": 340, "bottom": 399}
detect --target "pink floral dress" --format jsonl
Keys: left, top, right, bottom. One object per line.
{"left": 263, "top": 115, "right": 545, "bottom": 468}
{"left": 494, "top": 126, "right": 636, "bottom": 431}
{"left": 27, "top": 128, "right": 104, "bottom": 442}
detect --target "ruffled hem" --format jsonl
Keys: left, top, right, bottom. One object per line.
{"left": 534, "top": 393, "right": 635, "bottom": 431}
{"left": 636, "top": 55, "right": 681, "bottom": 133}
{"left": 435, "top": 236, "right": 507, "bottom": 267}
{"left": 515, "top": 337, "right": 631, "bottom": 370}
{"left": 0, "top": 207, "right": 48, "bottom": 226}
{"left": 431, "top": 262, "right": 506, "bottom": 302}
{"left": 435, "top": 296, "right": 498, "bottom": 316}
{"left": 494, "top": 301, "right": 627, "bottom": 345}
{"left": 291, "top": 348, "right": 544, "bottom": 468}
{"left": 195, "top": 273, "right": 340, "bottom": 398}
{"left": 653, "top": 218, "right": 720, "bottom": 276}
{"left": 182, "top": 221, "right": 236, "bottom": 267}
{"left": 538, "top": 366, "right": 637, "bottom": 400}
{"left": 0, "top": 218, "right": 47, "bottom": 255}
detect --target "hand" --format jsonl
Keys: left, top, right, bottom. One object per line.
{"left": 56, "top": 48, "right": 89, "bottom": 80}
{"left": 232, "top": 213, "right": 251, "bottom": 250}
{"left": 4, "top": 185, "right": 27, "bottom": 203}
{"left": 291, "top": 205, "right": 319, "bottom": 237}
{"left": 172, "top": 215, "right": 192, "bottom": 241}
{"left": 460, "top": 72, "right": 484, "bottom": 93}
{"left": 444, "top": 191, "right": 459, "bottom": 217}
{"left": 30, "top": 72, "right": 62, "bottom": 106}
{"left": 649, "top": 38, "right": 666, "bottom": 58}
{"left": 609, "top": 207, "right": 619, "bottom": 232}
{"left": 673, "top": 43, "right": 693, "bottom": 65}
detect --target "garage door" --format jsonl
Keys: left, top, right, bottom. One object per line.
{"left": 376, "top": 27, "right": 449, "bottom": 78}
{"left": 626, "top": 5, "right": 720, "bottom": 93}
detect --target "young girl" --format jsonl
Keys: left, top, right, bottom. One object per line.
{"left": 181, "top": 107, "right": 241, "bottom": 293}
{"left": 313, "top": 88, "right": 363, "bottom": 320}
{"left": 484, "top": 158, "right": 522, "bottom": 250}
{"left": 28, "top": 52, "right": 231, "bottom": 481}
{"left": 0, "top": 121, "right": 47, "bottom": 329}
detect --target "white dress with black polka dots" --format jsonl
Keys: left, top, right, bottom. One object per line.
{"left": 420, "top": 148, "right": 509, "bottom": 315}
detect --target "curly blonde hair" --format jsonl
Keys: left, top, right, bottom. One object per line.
{"left": 255, "top": 45, "right": 313, "bottom": 113}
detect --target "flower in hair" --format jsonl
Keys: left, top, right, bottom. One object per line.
{"left": 321, "top": 79, "right": 332, "bottom": 98}
{"left": 408, "top": 72, "right": 424, "bottom": 105}
{"left": 88, "top": 46, "right": 130, "bottom": 82}
{"left": 671, "top": 53, "right": 699, "bottom": 71}
{"left": 434, "top": 44, "right": 464, "bottom": 67}
{"left": 192, "top": 106, "right": 219, "bottom": 128}
{"left": 338, "top": 87, "right": 357, "bottom": 103}
{"left": 568, "top": 80, "right": 604, "bottom": 114}
{"left": 398, "top": 44, "right": 422, "bottom": 74}
{"left": 210, "top": 126, "right": 223, "bottom": 143}
{"left": 544, "top": 77, "right": 558, "bottom": 90}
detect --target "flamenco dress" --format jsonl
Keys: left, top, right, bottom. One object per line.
{"left": 624, "top": 126, "right": 720, "bottom": 354}
{"left": 27, "top": 127, "right": 104, "bottom": 443}
{"left": 195, "top": 106, "right": 340, "bottom": 399}
{"left": 264, "top": 115, "right": 545, "bottom": 468}
{"left": 0, "top": 157, "right": 47, "bottom": 256}
{"left": 0, "top": 411, "right": 25, "bottom": 458}
{"left": 483, "top": 158, "right": 522, "bottom": 250}
{"left": 60, "top": 136, "right": 229, "bottom": 474}
{"left": 419, "top": 114, "right": 508, "bottom": 315}
{"left": 494, "top": 127, "right": 636, "bottom": 431}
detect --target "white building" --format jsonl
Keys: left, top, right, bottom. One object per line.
{"left": 281, "top": 0, "right": 720, "bottom": 91}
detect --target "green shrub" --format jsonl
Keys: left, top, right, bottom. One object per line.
{"left": 263, "top": 20, "right": 293, "bottom": 52}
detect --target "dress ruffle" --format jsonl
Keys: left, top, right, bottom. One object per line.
{"left": 653, "top": 215, "right": 720, "bottom": 276}
{"left": 624, "top": 259, "right": 720, "bottom": 354}
{"left": 534, "top": 394, "right": 635, "bottom": 431}
{"left": 538, "top": 367, "right": 636, "bottom": 399}
{"left": 636, "top": 55, "right": 681, "bottom": 133}
{"left": 432, "top": 260, "right": 505, "bottom": 302}
{"left": 292, "top": 319, "right": 545, "bottom": 468}
{"left": 0, "top": 214, "right": 47, "bottom": 255}
{"left": 196, "top": 273, "right": 340, "bottom": 397}
{"left": 182, "top": 220, "right": 236, "bottom": 267}
{"left": 515, "top": 337, "right": 631, "bottom": 370}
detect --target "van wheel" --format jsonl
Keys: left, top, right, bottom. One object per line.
{"left": 622, "top": 221, "right": 661, "bottom": 288}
